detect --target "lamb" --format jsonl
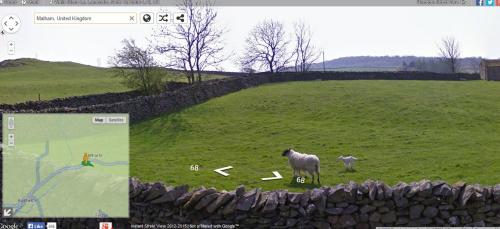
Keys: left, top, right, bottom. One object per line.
{"left": 282, "top": 148, "right": 320, "bottom": 184}
{"left": 337, "top": 155, "right": 358, "bottom": 170}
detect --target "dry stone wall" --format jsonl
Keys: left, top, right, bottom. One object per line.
{"left": 129, "top": 179, "right": 500, "bottom": 228}
{"left": 0, "top": 71, "right": 481, "bottom": 157}
{"left": 0, "top": 71, "right": 480, "bottom": 123}
{"left": 2, "top": 179, "right": 500, "bottom": 228}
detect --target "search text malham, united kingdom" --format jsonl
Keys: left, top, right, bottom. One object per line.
{"left": 36, "top": 15, "right": 92, "bottom": 22}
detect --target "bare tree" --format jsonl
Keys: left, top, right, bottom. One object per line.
{"left": 240, "top": 20, "right": 291, "bottom": 73}
{"left": 292, "top": 22, "right": 319, "bottom": 72}
{"left": 438, "top": 36, "right": 461, "bottom": 73}
{"left": 154, "top": 0, "right": 225, "bottom": 84}
{"left": 109, "top": 39, "right": 164, "bottom": 94}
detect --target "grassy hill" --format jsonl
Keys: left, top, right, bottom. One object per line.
{"left": 0, "top": 59, "right": 129, "bottom": 104}
{"left": 130, "top": 80, "right": 500, "bottom": 191}
{"left": 0, "top": 59, "right": 224, "bottom": 104}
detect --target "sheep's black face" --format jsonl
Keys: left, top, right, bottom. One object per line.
{"left": 282, "top": 149, "right": 290, "bottom": 156}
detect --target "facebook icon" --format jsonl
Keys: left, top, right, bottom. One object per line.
{"left": 476, "top": 0, "right": 484, "bottom": 5}
{"left": 27, "top": 222, "right": 45, "bottom": 229}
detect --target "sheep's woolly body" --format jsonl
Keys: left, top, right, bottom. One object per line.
{"left": 287, "top": 149, "right": 320, "bottom": 175}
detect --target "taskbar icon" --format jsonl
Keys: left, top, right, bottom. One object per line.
{"left": 99, "top": 222, "right": 113, "bottom": 229}
{"left": 27, "top": 222, "right": 45, "bottom": 229}
{"left": 47, "top": 222, "right": 57, "bottom": 229}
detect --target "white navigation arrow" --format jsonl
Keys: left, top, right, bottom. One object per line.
{"left": 214, "top": 166, "right": 233, "bottom": 177}
{"left": 261, "top": 171, "right": 283, "bottom": 181}
{"left": 3, "top": 208, "right": 12, "bottom": 217}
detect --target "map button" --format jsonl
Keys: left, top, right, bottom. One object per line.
{"left": 7, "top": 41, "right": 15, "bottom": 55}
{"left": 92, "top": 116, "right": 107, "bottom": 124}
{"left": 7, "top": 134, "right": 14, "bottom": 147}
{"left": 1, "top": 15, "right": 21, "bottom": 34}
{"left": 7, "top": 116, "right": 14, "bottom": 129}
{"left": 107, "top": 116, "right": 127, "bottom": 124}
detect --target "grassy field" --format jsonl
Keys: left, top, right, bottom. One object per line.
{"left": 0, "top": 59, "right": 128, "bottom": 104}
{"left": 130, "top": 80, "right": 500, "bottom": 191}
{"left": 0, "top": 59, "right": 223, "bottom": 104}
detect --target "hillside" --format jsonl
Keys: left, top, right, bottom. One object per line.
{"left": 0, "top": 59, "right": 225, "bottom": 104}
{"left": 130, "top": 80, "right": 500, "bottom": 191}
{"left": 0, "top": 58, "right": 129, "bottom": 104}
{"left": 309, "top": 56, "right": 481, "bottom": 73}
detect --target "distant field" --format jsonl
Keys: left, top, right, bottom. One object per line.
{"left": 0, "top": 59, "right": 224, "bottom": 104}
{"left": 130, "top": 80, "right": 500, "bottom": 191}
{"left": 321, "top": 67, "right": 400, "bottom": 72}
{"left": 0, "top": 59, "right": 128, "bottom": 104}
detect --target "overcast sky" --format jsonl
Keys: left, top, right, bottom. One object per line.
{"left": 1, "top": 6, "right": 500, "bottom": 71}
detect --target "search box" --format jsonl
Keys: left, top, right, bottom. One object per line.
{"left": 34, "top": 12, "right": 138, "bottom": 24}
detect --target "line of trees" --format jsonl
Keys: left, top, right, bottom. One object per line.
{"left": 109, "top": 1, "right": 465, "bottom": 94}
{"left": 239, "top": 20, "right": 320, "bottom": 73}
{"left": 109, "top": 0, "right": 321, "bottom": 94}
{"left": 110, "top": 0, "right": 228, "bottom": 92}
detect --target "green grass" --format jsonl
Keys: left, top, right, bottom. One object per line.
{"left": 130, "top": 80, "right": 500, "bottom": 191}
{"left": 0, "top": 59, "right": 129, "bottom": 104}
{"left": 0, "top": 59, "right": 224, "bottom": 104}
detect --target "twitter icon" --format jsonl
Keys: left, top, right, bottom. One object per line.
{"left": 485, "top": 0, "right": 495, "bottom": 6}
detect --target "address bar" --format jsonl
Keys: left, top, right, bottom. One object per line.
{"left": 34, "top": 12, "right": 138, "bottom": 24}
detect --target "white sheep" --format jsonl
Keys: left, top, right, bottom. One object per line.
{"left": 337, "top": 155, "right": 358, "bottom": 170}
{"left": 282, "top": 148, "right": 320, "bottom": 184}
